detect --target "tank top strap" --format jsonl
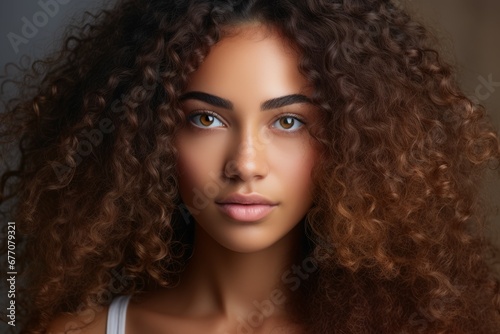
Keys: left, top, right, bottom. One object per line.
{"left": 106, "top": 295, "right": 132, "bottom": 334}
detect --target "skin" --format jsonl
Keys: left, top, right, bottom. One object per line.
{"left": 47, "top": 23, "right": 320, "bottom": 334}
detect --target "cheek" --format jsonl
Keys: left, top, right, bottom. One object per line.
{"left": 176, "top": 134, "right": 223, "bottom": 181}
{"left": 268, "top": 137, "right": 318, "bottom": 199}
{"left": 175, "top": 135, "right": 237, "bottom": 216}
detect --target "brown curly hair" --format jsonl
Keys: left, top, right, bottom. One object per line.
{"left": 1, "top": 0, "right": 500, "bottom": 333}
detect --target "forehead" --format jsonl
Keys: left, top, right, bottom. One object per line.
{"left": 184, "top": 24, "right": 311, "bottom": 107}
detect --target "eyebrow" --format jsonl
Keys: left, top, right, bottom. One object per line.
{"left": 179, "top": 91, "right": 313, "bottom": 111}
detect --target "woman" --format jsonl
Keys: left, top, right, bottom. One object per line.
{"left": 1, "top": 0, "right": 499, "bottom": 333}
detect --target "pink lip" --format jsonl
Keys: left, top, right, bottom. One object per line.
{"left": 216, "top": 203, "right": 276, "bottom": 222}
{"left": 216, "top": 193, "right": 278, "bottom": 206}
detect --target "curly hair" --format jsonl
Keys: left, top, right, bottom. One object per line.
{"left": 1, "top": 0, "right": 500, "bottom": 333}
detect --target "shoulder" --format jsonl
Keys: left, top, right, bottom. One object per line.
{"left": 45, "top": 305, "right": 109, "bottom": 334}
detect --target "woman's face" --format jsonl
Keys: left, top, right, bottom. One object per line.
{"left": 175, "top": 24, "right": 320, "bottom": 253}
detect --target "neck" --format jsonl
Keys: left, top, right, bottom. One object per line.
{"left": 176, "top": 221, "right": 305, "bottom": 320}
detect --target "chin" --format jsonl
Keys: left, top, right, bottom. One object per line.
{"left": 199, "top": 221, "right": 300, "bottom": 254}
{"left": 219, "top": 239, "right": 276, "bottom": 254}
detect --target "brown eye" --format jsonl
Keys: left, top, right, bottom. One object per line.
{"left": 279, "top": 117, "right": 295, "bottom": 129}
{"left": 273, "top": 116, "right": 304, "bottom": 132}
{"left": 200, "top": 114, "right": 214, "bottom": 126}
{"left": 189, "top": 112, "right": 225, "bottom": 128}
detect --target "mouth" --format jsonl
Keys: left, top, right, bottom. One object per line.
{"left": 215, "top": 192, "right": 279, "bottom": 222}
{"left": 215, "top": 203, "right": 277, "bottom": 222}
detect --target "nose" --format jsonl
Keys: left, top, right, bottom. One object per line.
{"left": 224, "top": 127, "right": 270, "bottom": 182}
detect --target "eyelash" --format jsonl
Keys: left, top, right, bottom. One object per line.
{"left": 187, "top": 110, "right": 307, "bottom": 132}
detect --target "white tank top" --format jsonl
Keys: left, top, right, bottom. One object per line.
{"left": 106, "top": 295, "right": 132, "bottom": 334}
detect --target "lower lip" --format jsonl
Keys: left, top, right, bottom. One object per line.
{"left": 216, "top": 203, "right": 277, "bottom": 222}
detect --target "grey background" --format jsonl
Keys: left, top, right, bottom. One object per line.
{"left": 0, "top": 0, "right": 113, "bottom": 67}
{"left": 0, "top": 0, "right": 499, "bottom": 331}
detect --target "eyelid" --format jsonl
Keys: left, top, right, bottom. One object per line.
{"left": 271, "top": 112, "right": 307, "bottom": 132}
{"left": 186, "top": 109, "right": 307, "bottom": 130}
{"left": 274, "top": 112, "right": 307, "bottom": 124}
{"left": 187, "top": 110, "right": 227, "bottom": 127}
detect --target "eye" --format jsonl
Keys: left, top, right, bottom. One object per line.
{"left": 272, "top": 115, "right": 304, "bottom": 131}
{"left": 189, "top": 111, "right": 225, "bottom": 128}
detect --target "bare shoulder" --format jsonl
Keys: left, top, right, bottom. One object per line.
{"left": 45, "top": 305, "right": 109, "bottom": 334}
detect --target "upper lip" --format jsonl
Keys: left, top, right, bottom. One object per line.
{"left": 216, "top": 193, "right": 278, "bottom": 205}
